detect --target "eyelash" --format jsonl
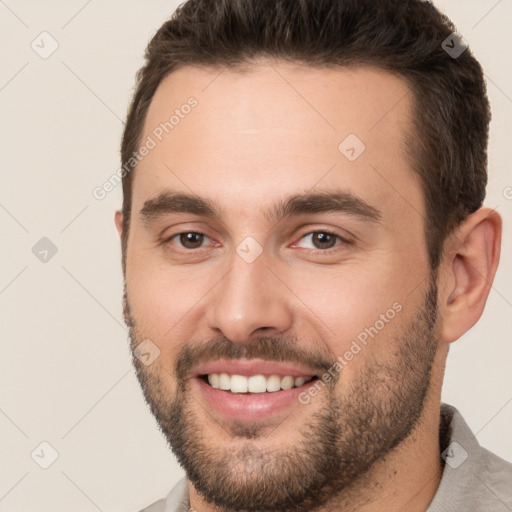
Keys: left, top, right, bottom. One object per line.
{"left": 294, "top": 230, "right": 351, "bottom": 251}
{"left": 161, "top": 229, "right": 351, "bottom": 253}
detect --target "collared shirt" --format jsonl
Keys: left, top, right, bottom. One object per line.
{"left": 139, "top": 403, "right": 512, "bottom": 511}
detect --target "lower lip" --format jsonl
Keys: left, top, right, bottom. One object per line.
{"left": 194, "top": 377, "right": 313, "bottom": 422}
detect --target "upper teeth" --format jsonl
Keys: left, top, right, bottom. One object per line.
{"left": 207, "top": 374, "right": 310, "bottom": 393}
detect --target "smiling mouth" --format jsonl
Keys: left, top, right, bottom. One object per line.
{"left": 200, "top": 373, "right": 318, "bottom": 394}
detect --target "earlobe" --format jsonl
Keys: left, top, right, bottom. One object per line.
{"left": 439, "top": 207, "right": 502, "bottom": 343}
{"left": 115, "top": 210, "right": 123, "bottom": 237}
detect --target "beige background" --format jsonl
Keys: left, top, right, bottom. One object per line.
{"left": 0, "top": 1, "right": 511, "bottom": 511}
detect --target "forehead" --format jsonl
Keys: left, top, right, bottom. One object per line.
{"left": 132, "top": 62, "right": 422, "bottom": 225}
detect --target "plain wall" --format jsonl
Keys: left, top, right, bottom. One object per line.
{"left": 0, "top": 1, "right": 510, "bottom": 511}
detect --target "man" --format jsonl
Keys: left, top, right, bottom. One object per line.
{"left": 115, "top": 0, "right": 512, "bottom": 510}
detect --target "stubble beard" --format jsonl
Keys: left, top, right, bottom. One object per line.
{"left": 124, "top": 277, "right": 439, "bottom": 512}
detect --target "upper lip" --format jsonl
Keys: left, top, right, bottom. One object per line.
{"left": 192, "top": 359, "right": 319, "bottom": 378}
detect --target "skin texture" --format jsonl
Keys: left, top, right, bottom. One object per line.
{"left": 115, "top": 61, "right": 501, "bottom": 512}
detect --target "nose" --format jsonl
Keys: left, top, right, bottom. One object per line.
{"left": 206, "top": 249, "right": 294, "bottom": 343}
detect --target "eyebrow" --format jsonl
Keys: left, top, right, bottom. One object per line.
{"left": 139, "top": 189, "right": 382, "bottom": 226}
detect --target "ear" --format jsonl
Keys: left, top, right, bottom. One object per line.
{"left": 438, "top": 207, "right": 502, "bottom": 343}
{"left": 115, "top": 210, "right": 123, "bottom": 238}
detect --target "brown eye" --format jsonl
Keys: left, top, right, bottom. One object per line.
{"left": 296, "top": 231, "right": 342, "bottom": 250}
{"left": 311, "top": 232, "right": 337, "bottom": 249}
{"left": 178, "top": 232, "right": 206, "bottom": 249}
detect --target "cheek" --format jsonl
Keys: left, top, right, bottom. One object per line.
{"left": 125, "top": 255, "right": 214, "bottom": 351}
{"left": 284, "top": 262, "right": 411, "bottom": 358}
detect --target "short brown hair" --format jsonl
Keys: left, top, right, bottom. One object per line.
{"left": 120, "top": 0, "right": 490, "bottom": 270}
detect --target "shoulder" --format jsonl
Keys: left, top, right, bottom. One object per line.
{"left": 138, "top": 499, "right": 166, "bottom": 512}
{"left": 137, "top": 477, "right": 189, "bottom": 512}
{"left": 472, "top": 446, "right": 512, "bottom": 509}
{"left": 428, "top": 404, "right": 512, "bottom": 511}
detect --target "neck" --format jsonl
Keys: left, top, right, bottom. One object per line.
{"left": 317, "top": 403, "right": 444, "bottom": 512}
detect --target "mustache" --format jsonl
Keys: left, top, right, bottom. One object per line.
{"left": 175, "top": 335, "right": 336, "bottom": 382}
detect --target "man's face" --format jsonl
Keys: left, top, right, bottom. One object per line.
{"left": 120, "top": 63, "right": 440, "bottom": 511}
